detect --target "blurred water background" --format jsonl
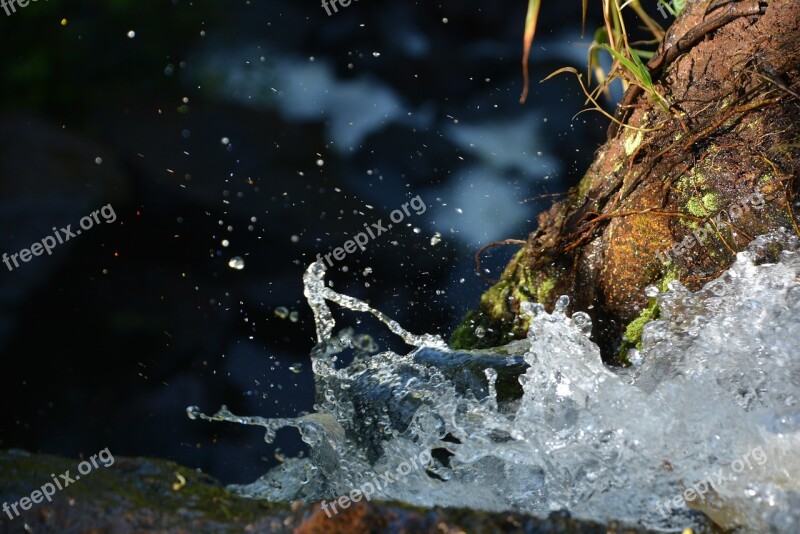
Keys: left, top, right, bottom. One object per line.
{"left": 0, "top": 0, "right": 619, "bottom": 483}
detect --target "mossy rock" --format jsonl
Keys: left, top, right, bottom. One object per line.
{"left": 0, "top": 449, "right": 660, "bottom": 533}
{"left": 452, "top": 1, "right": 800, "bottom": 363}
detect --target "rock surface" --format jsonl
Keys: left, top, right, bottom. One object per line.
{"left": 0, "top": 450, "right": 659, "bottom": 533}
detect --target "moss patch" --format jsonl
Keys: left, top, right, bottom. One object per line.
{"left": 450, "top": 250, "right": 560, "bottom": 350}
{"left": 617, "top": 267, "right": 679, "bottom": 360}
{"left": 686, "top": 192, "right": 720, "bottom": 217}
{"left": 623, "top": 130, "right": 644, "bottom": 156}
{"left": 0, "top": 450, "right": 280, "bottom": 525}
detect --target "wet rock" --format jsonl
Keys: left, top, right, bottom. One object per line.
{"left": 0, "top": 449, "right": 659, "bottom": 533}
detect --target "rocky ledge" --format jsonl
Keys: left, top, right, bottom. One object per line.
{"left": 0, "top": 449, "right": 660, "bottom": 533}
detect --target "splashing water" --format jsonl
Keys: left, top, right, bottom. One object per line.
{"left": 189, "top": 230, "right": 800, "bottom": 532}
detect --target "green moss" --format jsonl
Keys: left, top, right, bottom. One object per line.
{"left": 450, "top": 310, "right": 483, "bottom": 348}
{"left": 658, "top": 267, "right": 679, "bottom": 291}
{"left": 685, "top": 192, "right": 720, "bottom": 218}
{"left": 575, "top": 170, "right": 598, "bottom": 200}
{"left": 536, "top": 277, "right": 556, "bottom": 304}
{"left": 622, "top": 305, "right": 659, "bottom": 350}
{"left": 676, "top": 166, "right": 712, "bottom": 192}
{"left": 623, "top": 130, "right": 644, "bottom": 156}
{"left": 0, "top": 451, "right": 281, "bottom": 524}
{"left": 686, "top": 197, "right": 705, "bottom": 217}
{"left": 617, "top": 267, "right": 678, "bottom": 361}
{"left": 450, "top": 252, "right": 558, "bottom": 350}
{"left": 701, "top": 193, "right": 720, "bottom": 213}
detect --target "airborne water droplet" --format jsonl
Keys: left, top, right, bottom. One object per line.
{"left": 228, "top": 256, "right": 245, "bottom": 270}
{"left": 553, "top": 295, "right": 571, "bottom": 314}
{"left": 571, "top": 312, "right": 593, "bottom": 334}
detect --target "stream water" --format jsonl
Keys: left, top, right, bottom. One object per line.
{"left": 188, "top": 230, "right": 800, "bottom": 532}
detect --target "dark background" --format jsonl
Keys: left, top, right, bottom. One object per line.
{"left": 0, "top": 0, "right": 663, "bottom": 484}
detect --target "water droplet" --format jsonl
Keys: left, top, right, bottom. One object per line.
{"left": 571, "top": 312, "right": 593, "bottom": 334}
{"left": 127, "top": 30, "right": 136, "bottom": 38}
{"left": 289, "top": 363, "right": 303, "bottom": 374}
{"left": 220, "top": 137, "right": 230, "bottom": 146}
{"left": 228, "top": 257, "right": 245, "bottom": 270}
{"left": 289, "top": 311, "right": 299, "bottom": 323}
{"left": 274, "top": 306, "right": 289, "bottom": 319}
{"left": 554, "top": 295, "right": 571, "bottom": 314}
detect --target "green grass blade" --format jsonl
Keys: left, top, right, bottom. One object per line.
{"left": 603, "top": 44, "right": 652, "bottom": 89}
{"left": 520, "top": 0, "right": 542, "bottom": 103}
{"left": 657, "top": 0, "right": 677, "bottom": 16}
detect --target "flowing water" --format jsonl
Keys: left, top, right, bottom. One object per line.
{"left": 188, "top": 230, "right": 800, "bottom": 532}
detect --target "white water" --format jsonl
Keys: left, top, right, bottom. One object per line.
{"left": 189, "top": 230, "right": 800, "bottom": 532}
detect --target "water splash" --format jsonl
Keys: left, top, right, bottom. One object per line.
{"left": 190, "top": 231, "right": 800, "bottom": 532}
{"left": 302, "top": 260, "right": 447, "bottom": 349}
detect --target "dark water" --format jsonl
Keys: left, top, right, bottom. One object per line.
{"left": 0, "top": 0, "right": 618, "bottom": 485}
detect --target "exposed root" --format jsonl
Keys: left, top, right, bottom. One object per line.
{"left": 759, "top": 154, "right": 800, "bottom": 238}
{"left": 520, "top": 192, "right": 569, "bottom": 204}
